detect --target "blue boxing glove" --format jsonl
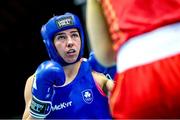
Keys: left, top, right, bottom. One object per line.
{"left": 88, "top": 51, "right": 116, "bottom": 80}
{"left": 30, "top": 60, "right": 65, "bottom": 118}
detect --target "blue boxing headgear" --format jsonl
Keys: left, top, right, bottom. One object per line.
{"left": 41, "top": 12, "right": 84, "bottom": 66}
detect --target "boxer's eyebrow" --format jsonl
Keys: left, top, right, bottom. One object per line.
{"left": 70, "top": 30, "right": 78, "bottom": 34}
{"left": 56, "top": 32, "right": 65, "bottom": 36}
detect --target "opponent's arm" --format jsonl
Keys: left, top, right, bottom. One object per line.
{"left": 86, "top": 0, "right": 115, "bottom": 67}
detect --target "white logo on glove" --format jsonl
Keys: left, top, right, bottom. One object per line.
{"left": 32, "top": 75, "right": 37, "bottom": 90}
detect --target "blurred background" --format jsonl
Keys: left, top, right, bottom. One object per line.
{"left": 0, "top": 0, "right": 89, "bottom": 118}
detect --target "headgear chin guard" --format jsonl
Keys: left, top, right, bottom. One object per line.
{"left": 41, "top": 12, "right": 84, "bottom": 66}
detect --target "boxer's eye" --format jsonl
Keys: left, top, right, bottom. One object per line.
{"left": 71, "top": 33, "right": 79, "bottom": 38}
{"left": 56, "top": 35, "right": 67, "bottom": 41}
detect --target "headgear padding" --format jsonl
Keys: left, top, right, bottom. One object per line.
{"left": 41, "top": 12, "right": 84, "bottom": 66}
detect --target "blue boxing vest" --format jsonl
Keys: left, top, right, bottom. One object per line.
{"left": 45, "top": 60, "right": 112, "bottom": 119}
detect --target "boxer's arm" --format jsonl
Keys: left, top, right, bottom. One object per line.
{"left": 86, "top": 0, "right": 115, "bottom": 67}
{"left": 22, "top": 75, "right": 34, "bottom": 120}
{"left": 92, "top": 71, "right": 114, "bottom": 96}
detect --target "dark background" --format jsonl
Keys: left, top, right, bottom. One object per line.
{"left": 0, "top": 0, "right": 89, "bottom": 118}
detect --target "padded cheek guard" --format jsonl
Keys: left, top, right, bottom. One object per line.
{"left": 41, "top": 12, "right": 84, "bottom": 66}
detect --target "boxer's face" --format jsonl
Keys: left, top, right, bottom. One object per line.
{"left": 54, "top": 28, "right": 81, "bottom": 63}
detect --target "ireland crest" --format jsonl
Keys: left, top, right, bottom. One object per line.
{"left": 81, "top": 89, "right": 93, "bottom": 104}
